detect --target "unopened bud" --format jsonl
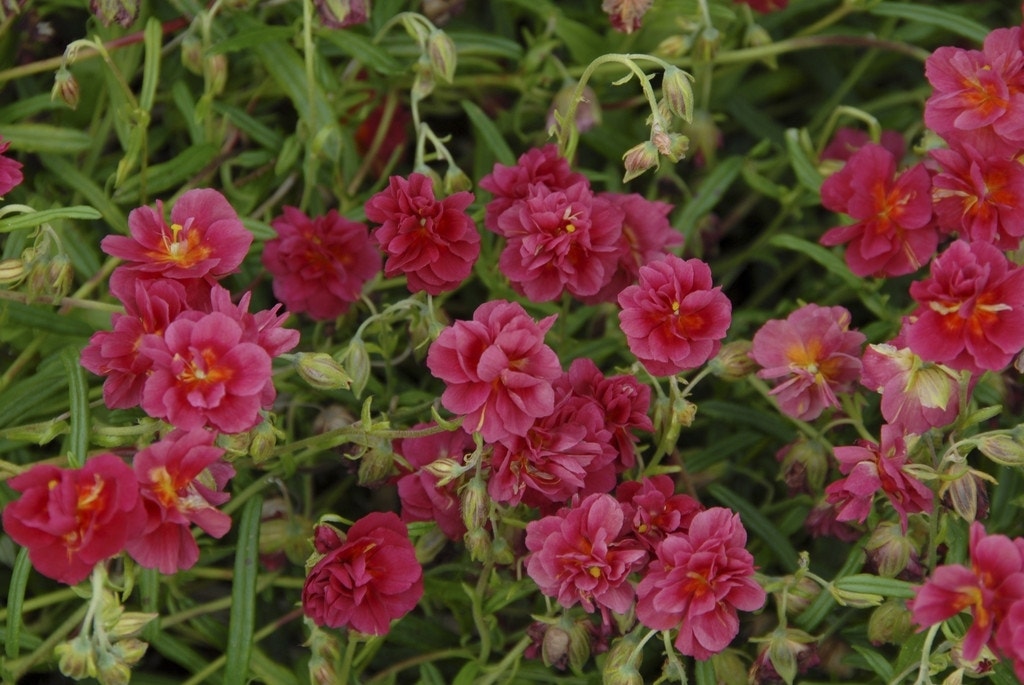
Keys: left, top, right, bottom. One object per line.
{"left": 110, "top": 637, "right": 149, "bottom": 667}
{"left": 206, "top": 54, "right": 228, "bottom": 96}
{"left": 867, "top": 599, "right": 913, "bottom": 646}
{"left": 313, "top": 0, "right": 369, "bottom": 28}
{"left": 248, "top": 419, "right": 279, "bottom": 465}
{"left": 865, "top": 521, "right": 913, "bottom": 578}
{"left": 603, "top": 631, "right": 644, "bottom": 685}
{"left": 774, "top": 573, "right": 821, "bottom": 617}
{"left": 344, "top": 339, "right": 372, "bottom": 398}
{"left": 976, "top": 433, "right": 1024, "bottom": 467}
{"left": 181, "top": 35, "right": 204, "bottom": 75}
{"left": 652, "top": 130, "right": 689, "bottom": 163}
{"left": 415, "top": 525, "right": 448, "bottom": 564}
{"left": 411, "top": 59, "right": 436, "bottom": 100}
{"left": 313, "top": 405, "right": 356, "bottom": 434}
{"left": 96, "top": 650, "right": 132, "bottom": 685}
{"left": 56, "top": 634, "right": 97, "bottom": 679}
{"left": 661, "top": 66, "right": 694, "bottom": 123}
{"left": 622, "top": 141, "right": 660, "bottom": 182}
{"left": 464, "top": 527, "right": 491, "bottom": 562}
{"left": 0, "top": 258, "right": 25, "bottom": 285}
{"left": 89, "top": 0, "right": 139, "bottom": 27}
{"left": 356, "top": 443, "right": 395, "bottom": 486}
{"left": 540, "top": 625, "right": 571, "bottom": 670}
{"left": 108, "top": 613, "right": 158, "bottom": 640}
{"left": 547, "top": 83, "right": 601, "bottom": 136}
{"left": 709, "top": 340, "right": 757, "bottom": 380}
{"left": 426, "top": 29, "right": 457, "bottom": 83}
{"left": 460, "top": 473, "right": 490, "bottom": 532}
{"left": 297, "top": 352, "right": 353, "bottom": 390}
{"left": 443, "top": 166, "right": 472, "bottom": 194}
{"left": 51, "top": 67, "right": 79, "bottom": 110}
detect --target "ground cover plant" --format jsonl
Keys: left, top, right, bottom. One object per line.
{"left": 2, "top": 0, "right": 1024, "bottom": 683}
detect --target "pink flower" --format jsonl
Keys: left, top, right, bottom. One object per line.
{"left": 909, "top": 521, "right": 1024, "bottom": 661}
{"left": 364, "top": 173, "right": 480, "bottom": 295}
{"left": 525, "top": 493, "right": 647, "bottom": 614}
{"left": 479, "top": 144, "right": 587, "bottom": 233}
{"left": 139, "top": 311, "right": 272, "bottom": 433}
{"left": 80, "top": 278, "right": 189, "bottom": 409}
{"left": 616, "top": 475, "right": 701, "bottom": 555}
{"left": 995, "top": 600, "right": 1024, "bottom": 681}
{"left": 0, "top": 136, "right": 24, "bottom": 196}
{"left": 734, "top": 0, "right": 788, "bottom": 12}
{"left": 750, "top": 304, "right": 865, "bottom": 421}
{"left": 824, "top": 425, "right": 933, "bottom": 532}
{"left": 820, "top": 127, "right": 906, "bottom": 163}
{"left": 930, "top": 142, "right": 1024, "bottom": 250}
{"left": 601, "top": 0, "right": 654, "bottom": 33}
{"left": 496, "top": 181, "right": 625, "bottom": 301}
{"left": 925, "top": 28, "right": 1024, "bottom": 149}
{"left": 1, "top": 454, "right": 143, "bottom": 585}
{"left": 905, "top": 239, "right": 1024, "bottom": 373}
{"left": 426, "top": 300, "right": 562, "bottom": 443}
{"left": 101, "top": 189, "right": 252, "bottom": 281}
{"left": 262, "top": 207, "right": 380, "bottom": 320}
{"left": 617, "top": 254, "right": 731, "bottom": 376}
{"left": 125, "top": 430, "right": 234, "bottom": 573}
{"left": 636, "top": 508, "right": 766, "bottom": 660}
{"left": 302, "top": 512, "right": 424, "bottom": 635}
{"left": 820, "top": 144, "right": 936, "bottom": 277}
{"left": 394, "top": 424, "right": 475, "bottom": 540}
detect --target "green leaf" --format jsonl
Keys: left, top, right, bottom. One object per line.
{"left": 677, "top": 156, "right": 744, "bottom": 245}
{"left": 0, "top": 206, "right": 102, "bottom": 233}
{"left": 784, "top": 128, "right": 823, "bottom": 193}
{"left": 60, "top": 347, "right": 88, "bottom": 469}
{"left": 147, "top": 631, "right": 220, "bottom": 683}
{"left": 320, "top": 29, "right": 405, "bottom": 75}
{"left": 0, "top": 300, "right": 96, "bottom": 337}
{"left": 38, "top": 154, "right": 129, "bottom": 234}
{"left": 223, "top": 495, "right": 263, "bottom": 685}
{"left": 0, "top": 124, "right": 93, "bottom": 154}
{"left": 212, "top": 103, "right": 284, "bottom": 151}
{"left": 851, "top": 645, "right": 894, "bottom": 682}
{"left": 112, "top": 144, "right": 219, "bottom": 202}
{"left": 869, "top": 2, "right": 990, "bottom": 44}
{"left": 210, "top": 26, "right": 295, "bottom": 55}
{"left": 140, "top": 17, "right": 162, "bottom": 113}
{"left": 462, "top": 100, "right": 516, "bottom": 167}
{"left": 833, "top": 574, "right": 917, "bottom": 600}
{"left": 706, "top": 483, "right": 800, "bottom": 571}
{"left": 4, "top": 548, "right": 31, "bottom": 660}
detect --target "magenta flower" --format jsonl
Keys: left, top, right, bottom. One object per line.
{"left": 995, "top": 600, "right": 1024, "bottom": 682}
{"left": 905, "top": 239, "right": 1024, "bottom": 373}
{"left": 525, "top": 493, "right": 647, "bottom": 614}
{"left": 125, "top": 429, "right": 234, "bottom": 573}
{"left": 616, "top": 475, "right": 701, "bottom": 555}
{"left": 101, "top": 189, "right": 252, "bottom": 281}
{"left": 139, "top": 311, "right": 272, "bottom": 433}
{"left": 426, "top": 300, "right": 562, "bottom": 443}
{"left": 824, "top": 425, "right": 933, "bottom": 531}
{"left": 617, "top": 254, "right": 731, "bottom": 376}
{"left": 930, "top": 141, "right": 1024, "bottom": 250}
{"left": 0, "top": 136, "right": 24, "bottom": 196}
{"left": 496, "top": 180, "right": 625, "bottom": 302}
{"left": 394, "top": 423, "right": 475, "bottom": 540}
{"left": 262, "top": 207, "right": 380, "bottom": 320}
{"left": 479, "top": 144, "right": 587, "bottom": 233}
{"left": 750, "top": 304, "right": 865, "bottom": 421}
{"left": 819, "top": 144, "right": 936, "bottom": 278}
{"left": 365, "top": 173, "right": 480, "bottom": 295}
{"left": 820, "top": 127, "right": 906, "bottom": 163}
{"left": 636, "top": 507, "right": 766, "bottom": 660}
{"left": 302, "top": 512, "right": 424, "bottom": 635}
{"left": 1, "top": 454, "right": 143, "bottom": 585}
{"left": 909, "top": 521, "right": 1024, "bottom": 661}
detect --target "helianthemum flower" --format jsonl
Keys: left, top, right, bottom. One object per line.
{"left": 602, "top": 0, "right": 654, "bottom": 33}
{"left": 905, "top": 239, "right": 1024, "bottom": 373}
{"left": 1, "top": 454, "right": 143, "bottom": 585}
{"left": 425, "top": 299, "right": 562, "bottom": 443}
{"left": 0, "top": 135, "right": 24, "bottom": 196}
{"left": 616, "top": 475, "right": 701, "bottom": 557}
{"left": 365, "top": 172, "right": 480, "bottom": 295}
{"left": 750, "top": 304, "right": 865, "bottom": 421}
{"left": 262, "top": 207, "right": 380, "bottom": 320}
{"left": 617, "top": 254, "right": 732, "bottom": 376}
{"left": 636, "top": 507, "right": 766, "bottom": 660}
{"left": 394, "top": 423, "right": 475, "bottom": 540}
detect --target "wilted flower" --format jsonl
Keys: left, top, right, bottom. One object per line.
{"left": 89, "top": 0, "right": 139, "bottom": 27}
{"left": 602, "top": 0, "right": 654, "bottom": 33}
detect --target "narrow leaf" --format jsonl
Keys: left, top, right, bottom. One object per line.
{"left": 60, "top": 346, "right": 88, "bottom": 469}
{"left": 112, "top": 144, "right": 219, "bottom": 202}
{"left": 0, "top": 124, "right": 93, "bottom": 154}
{"left": 462, "top": 100, "right": 516, "bottom": 166}
{"left": 0, "top": 206, "right": 102, "bottom": 233}
{"left": 833, "top": 574, "right": 917, "bottom": 600}
{"left": 869, "top": 2, "right": 989, "bottom": 44}
{"left": 223, "top": 495, "right": 263, "bottom": 685}
{"left": 5, "top": 548, "right": 32, "bottom": 660}
{"left": 784, "top": 128, "right": 823, "bottom": 192}
{"left": 140, "top": 17, "right": 162, "bottom": 113}
{"left": 677, "top": 156, "right": 744, "bottom": 245}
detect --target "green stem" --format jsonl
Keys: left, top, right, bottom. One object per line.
{"left": 5, "top": 604, "right": 89, "bottom": 680}
{"left": 339, "top": 632, "right": 360, "bottom": 685}
{"left": 363, "top": 648, "right": 474, "bottom": 684}
{"left": 474, "top": 634, "right": 532, "bottom": 685}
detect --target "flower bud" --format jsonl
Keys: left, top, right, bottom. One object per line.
{"left": 864, "top": 521, "right": 913, "bottom": 578}
{"left": 51, "top": 67, "right": 80, "bottom": 110}
{"left": 56, "top": 634, "right": 98, "bottom": 679}
{"left": 602, "top": 631, "right": 644, "bottom": 685}
{"left": 867, "top": 599, "right": 913, "bottom": 646}
{"left": 622, "top": 141, "right": 660, "bottom": 182}
{"left": 313, "top": 0, "right": 369, "bottom": 28}
{"left": 547, "top": 83, "right": 601, "bottom": 136}
{"left": 975, "top": 433, "right": 1024, "bottom": 467}
{"left": 304, "top": 621, "right": 342, "bottom": 685}
{"left": 205, "top": 54, "right": 228, "bottom": 96}
{"left": 661, "top": 65, "right": 694, "bottom": 123}
{"left": 411, "top": 58, "right": 436, "bottom": 101}
{"left": 426, "top": 29, "right": 457, "bottom": 83}
{"left": 297, "top": 352, "right": 353, "bottom": 390}
{"left": 461, "top": 472, "right": 490, "bottom": 532}
{"left": 464, "top": 526, "right": 491, "bottom": 562}
{"left": 443, "top": 165, "right": 472, "bottom": 194}
{"left": 415, "top": 525, "right": 448, "bottom": 564}
{"left": 776, "top": 436, "right": 829, "bottom": 495}
{"left": 88, "top": 0, "right": 139, "bottom": 27}
{"left": 108, "top": 613, "right": 158, "bottom": 640}
{"left": 711, "top": 650, "right": 748, "bottom": 684}
{"left": 744, "top": 23, "right": 778, "bottom": 69}
{"left": 540, "top": 624, "right": 571, "bottom": 670}
{"left": 652, "top": 130, "right": 689, "bottom": 163}
{"left": 95, "top": 649, "right": 132, "bottom": 685}
{"left": 0, "top": 258, "right": 25, "bottom": 286}
{"left": 709, "top": 340, "right": 757, "bottom": 380}
{"left": 356, "top": 441, "right": 395, "bottom": 486}
{"left": 940, "top": 465, "right": 989, "bottom": 523}
{"left": 181, "top": 35, "right": 204, "bottom": 75}
{"left": 344, "top": 339, "right": 372, "bottom": 398}
{"left": 773, "top": 573, "right": 821, "bottom": 617}
{"left": 313, "top": 405, "right": 356, "bottom": 434}
{"left": 421, "top": 0, "right": 466, "bottom": 25}
{"left": 248, "top": 419, "right": 279, "bottom": 465}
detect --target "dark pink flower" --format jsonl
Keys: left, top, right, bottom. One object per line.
{"left": 394, "top": 424, "right": 475, "bottom": 540}
{"left": 803, "top": 499, "right": 863, "bottom": 541}
{"left": 909, "top": 521, "right": 1024, "bottom": 661}
{"left": 602, "top": 0, "right": 653, "bottom": 33}
{"left": 824, "top": 425, "right": 933, "bottom": 532}
{"left": 995, "top": 600, "right": 1024, "bottom": 681}
{"left": 616, "top": 475, "right": 701, "bottom": 555}
{"left": 139, "top": 311, "right": 272, "bottom": 433}
{"left": 820, "top": 144, "right": 936, "bottom": 278}
{"left": 525, "top": 493, "right": 647, "bottom": 613}
{"left": 125, "top": 429, "right": 234, "bottom": 573}
{"left": 262, "top": 207, "right": 380, "bottom": 320}
{"left": 365, "top": 173, "right": 479, "bottom": 295}
{"left": 750, "top": 304, "right": 865, "bottom": 421}
{"left": 313, "top": 0, "right": 367, "bottom": 28}
{"left": 80, "top": 277, "right": 189, "bottom": 409}
{"left": 734, "top": 0, "right": 788, "bottom": 12}
{"left": 617, "top": 254, "right": 731, "bottom": 376}
{"left": 930, "top": 141, "right": 1024, "bottom": 250}
{"left": 479, "top": 145, "right": 587, "bottom": 234}
{"left": 905, "top": 239, "right": 1024, "bottom": 373}
{"left": 426, "top": 300, "right": 562, "bottom": 443}
{"left": 302, "top": 512, "right": 424, "bottom": 635}
{"left": 636, "top": 508, "right": 766, "bottom": 660}
{"left": 101, "top": 189, "right": 252, "bottom": 281}
{"left": 0, "top": 136, "right": 24, "bottom": 196}
{"left": 1, "top": 454, "right": 143, "bottom": 585}
{"left": 496, "top": 181, "right": 625, "bottom": 301}
{"left": 820, "top": 127, "right": 906, "bottom": 163}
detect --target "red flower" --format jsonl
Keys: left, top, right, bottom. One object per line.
{"left": 525, "top": 493, "right": 647, "bottom": 614}
{"left": 601, "top": 0, "right": 654, "bottom": 33}
{"left": 496, "top": 180, "right": 625, "bottom": 302}
{"left": 824, "top": 425, "right": 933, "bottom": 532}
{"left": 750, "top": 304, "right": 864, "bottom": 421}
{"left": 140, "top": 311, "right": 272, "bottom": 433}
{"left": 995, "top": 600, "right": 1024, "bottom": 682}
{"left": 905, "top": 239, "right": 1024, "bottom": 373}
{"left": 262, "top": 207, "right": 380, "bottom": 320}
{"left": 302, "top": 512, "right": 424, "bottom": 635}
{"left": 394, "top": 423, "right": 475, "bottom": 540}
{"left": 636, "top": 508, "right": 766, "bottom": 660}
{"left": 101, "top": 189, "right": 252, "bottom": 281}
{"left": 0, "top": 136, "right": 24, "bottom": 196}
{"left": 1, "top": 454, "right": 143, "bottom": 585}
{"left": 126, "top": 430, "right": 235, "bottom": 573}
{"left": 617, "top": 254, "right": 732, "bottom": 376}
{"left": 426, "top": 300, "right": 562, "bottom": 443}
{"left": 820, "top": 144, "right": 936, "bottom": 278}
{"left": 930, "top": 141, "right": 1024, "bottom": 250}
{"left": 365, "top": 173, "right": 479, "bottom": 295}
{"left": 820, "top": 127, "right": 905, "bottom": 163}
{"left": 616, "top": 475, "right": 701, "bottom": 555}
{"left": 734, "top": 0, "right": 788, "bottom": 12}
{"left": 910, "top": 521, "right": 1024, "bottom": 661}
{"left": 479, "top": 144, "right": 586, "bottom": 234}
